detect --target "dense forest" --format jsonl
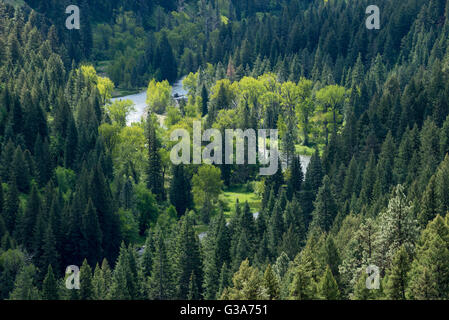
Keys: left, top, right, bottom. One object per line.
{"left": 1, "top": 0, "right": 449, "bottom": 301}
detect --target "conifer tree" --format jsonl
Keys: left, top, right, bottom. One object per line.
{"left": 311, "top": 176, "right": 338, "bottom": 232}
{"left": 148, "top": 227, "right": 174, "bottom": 300}
{"left": 318, "top": 266, "right": 340, "bottom": 300}
{"left": 187, "top": 271, "right": 200, "bottom": 300}
{"left": 9, "top": 265, "right": 40, "bottom": 300}
{"left": 82, "top": 199, "right": 102, "bottom": 267}
{"left": 109, "top": 244, "right": 132, "bottom": 300}
{"left": 41, "top": 224, "right": 59, "bottom": 275}
{"left": 407, "top": 215, "right": 449, "bottom": 299}
{"left": 79, "top": 259, "right": 93, "bottom": 300}
{"left": 19, "top": 185, "right": 41, "bottom": 251}
{"left": 286, "top": 155, "right": 303, "bottom": 201}
{"left": 201, "top": 85, "right": 209, "bottom": 116}
{"left": 3, "top": 179, "right": 19, "bottom": 232}
{"left": 169, "top": 164, "right": 192, "bottom": 218}
{"left": 42, "top": 265, "right": 59, "bottom": 300}
{"left": 146, "top": 113, "right": 165, "bottom": 201}
{"left": 175, "top": 215, "right": 203, "bottom": 299}
{"left": 384, "top": 245, "right": 410, "bottom": 300}
{"left": 435, "top": 155, "right": 449, "bottom": 216}
{"left": 203, "top": 211, "right": 230, "bottom": 300}
{"left": 419, "top": 175, "right": 438, "bottom": 228}
{"left": 289, "top": 264, "right": 316, "bottom": 300}
{"left": 375, "top": 185, "right": 418, "bottom": 272}
{"left": 92, "top": 263, "right": 106, "bottom": 300}
{"left": 12, "top": 146, "right": 30, "bottom": 193}
{"left": 263, "top": 264, "right": 280, "bottom": 300}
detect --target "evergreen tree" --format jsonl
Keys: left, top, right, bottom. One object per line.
{"left": 9, "top": 265, "right": 40, "bottom": 300}
{"left": 146, "top": 113, "right": 165, "bottom": 201}
{"left": 148, "top": 227, "right": 174, "bottom": 300}
{"left": 201, "top": 85, "right": 209, "bottom": 116}
{"left": 311, "top": 176, "right": 338, "bottom": 232}
{"left": 286, "top": 155, "right": 303, "bottom": 201}
{"left": 375, "top": 185, "right": 418, "bottom": 272}
{"left": 169, "top": 164, "right": 192, "bottom": 218}
{"left": 407, "top": 215, "right": 449, "bottom": 299}
{"left": 82, "top": 199, "right": 102, "bottom": 267}
{"left": 42, "top": 265, "right": 59, "bottom": 300}
{"left": 175, "top": 215, "right": 203, "bottom": 299}
{"left": 318, "top": 266, "right": 340, "bottom": 300}
{"left": 79, "top": 259, "right": 93, "bottom": 300}
{"left": 384, "top": 245, "right": 411, "bottom": 300}
{"left": 263, "top": 264, "right": 280, "bottom": 300}
{"left": 3, "top": 179, "right": 19, "bottom": 232}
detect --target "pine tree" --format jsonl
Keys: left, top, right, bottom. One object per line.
{"left": 3, "top": 179, "right": 19, "bottom": 232}
{"left": 263, "top": 264, "right": 280, "bottom": 300}
{"left": 9, "top": 265, "right": 40, "bottom": 300}
{"left": 222, "top": 260, "right": 268, "bottom": 300}
{"left": 203, "top": 211, "right": 230, "bottom": 299}
{"left": 435, "top": 155, "right": 449, "bottom": 216}
{"left": 318, "top": 266, "right": 340, "bottom": 300}
{"left": 79, "top": 259, "right": 93, "bottom": 300}
{"left": 169, "top": 164, "right": 192, "bottom": 218}
{"left": 146, "top": 113, "right": 165, "bottom": 201}
{"left": 201, "top": 85, "right": 209, "bottom": 116}
{"left": 109, "top": 244, "right": 132, "bottom": 300}
{"left": 300, "top": 150, "right": 323, "bottom": 225}
{"left": 82, "top": 199, "right": 102, "bottom": 267}
{"left": 187, "top": 271, "right": 200, "bottom": 300}
{"left": 384, "top": 245, "right": 410, "bottom": 300}
{"left": 375, "top": 185, "right": 418, "bottom": 272}
{"left": 42, "top": 265, "right": 59, "bottom": 300}
{"left": 268, "top": 199, "right": 285, "bottom": 257}
{"left": 148, "top": 227, "right": 174, "bottom": 300}
{"left": 289, "top": 264, "right": 316, "bottom": 300}
{"left": 19, "top": 184, "right": 41, "bottom": 250}
{"left": 92, "top": 263, "right": 106, "bottom": 300}
{"left": 286, "top": 155, "right": 303, "bottom": 201}
{"left": 12, "top": 146, "right": 30, "bottom": 193}
{"left": 419, "top": 175, "right": 438, "bottom": 228}
{"left": 175, "top": 215, "right": 203, "bottom": 299}
{"left": 311, "top": 176, "right": 338, "bottom": 232}
{"left": 142, "top": 231, "right": 154, "bottom": 278}
{"left": 407, "top": 215, "right": 449, "bottom": 299}
{"left": 41, "top": 224, "right": 59, "bottom": 275}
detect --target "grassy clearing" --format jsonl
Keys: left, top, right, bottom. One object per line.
{"left": 221, "top": 185, "right": 261, "bottom": 218}
{"left": 295, "top": 144, "right": 316, "bottom": 156}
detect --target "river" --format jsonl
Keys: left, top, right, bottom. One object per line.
{"left": 113, "top": 76, "right": 311, "bottom": 173}
{"left": 111, "top": 77, "right": 188, "bottom": 126}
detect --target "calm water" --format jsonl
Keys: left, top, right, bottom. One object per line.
{"left": 111, "top": 77, "right": 187, "bottom": 126}
{"left": 112, "top": 77, "right": 311, "bottom": 172}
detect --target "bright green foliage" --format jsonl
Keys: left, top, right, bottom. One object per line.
{"left": 146, "top": 80, "right": 173, "bottom": 114}
{"left": 318, "top": 266, "right": 340, "bottom": 300}
{"left": 384, "top": 245, "right": 411, "bottom": 300}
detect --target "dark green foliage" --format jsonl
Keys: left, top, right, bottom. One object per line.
{"left": 169, "top": 164, "right": 192, "bottom": 218}
{"left": 146, "top": 114, "right": 165, "bottom": 201}
{"left": 148, "top": 227, "right": 175, "bottom": 300}
{"left": 42, "top": 265, "right": 59, "bottom": 300}
{"left": 311, "top": 176, "right": 338, "bottom": 232}
{"left": 2, "top": 0, "right": 449, "bottom": 302}
{"left": 175, "top": 215, "right": 203, "bottom": 299}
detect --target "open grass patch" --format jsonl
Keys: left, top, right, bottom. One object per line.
{"left": 221, "top": 184, "right": 261, "bottom": 217}
{"left": 295, "top": 144, "right": 315, "bottom": 156}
